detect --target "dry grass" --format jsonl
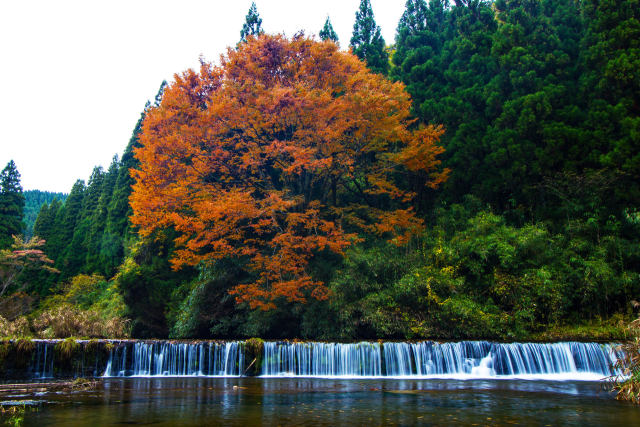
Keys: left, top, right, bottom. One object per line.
{"left": 607, "top": 317, "right": 640, "bottom": 404}
{"left": 32, "top": 304, "right": 130, "bottom": 338}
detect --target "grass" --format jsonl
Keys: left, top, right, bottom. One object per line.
{"left": 606, "top": 318, "right": 640, "bottom": 404}
{"left": 531, "top": 316, "right": 628, "bottom": 342}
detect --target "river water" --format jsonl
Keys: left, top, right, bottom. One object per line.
{"left": 10, "top": 377, "right": 640, "bottom": 426}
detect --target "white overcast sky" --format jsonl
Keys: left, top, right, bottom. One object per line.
{"left": 0, "top": 0, "right": 406, "bottom": 193}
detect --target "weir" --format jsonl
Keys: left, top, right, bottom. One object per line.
{"left": 260, "top": 341, "right": 620, "bottom": 380}
{"left": 103, "top": 341, "right": 245, "bottom": 377}
{"left": 5, "top": 339, "right": 620, "bottom": 380}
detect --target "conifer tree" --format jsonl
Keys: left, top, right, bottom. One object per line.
{"left": 33, "top": 200, "right": 58, "bottom": 247}
{"left": 350, "top": 0, "right": 389, "bottom": 74}
{"left": 30, "top": 198, "right": 63, "bottom": 294}
{"left": 56, "top": 179, "right": 85, "bottom": 279}
{"left": 0, "top": 160, "right": 25, "bottom": 249}
{"left": 581, "top": 0, "right": 640, "bottom": 203}
{"left": 397, "top": 0, "right": 429, "bottom": 34}
{"left": 35, "top": 198, "right": 62, "bottom": 257}
{"left": 319, "top": 16, "right": 339, "bottom": 44}
{"left": 240, "top": 2, "right": 263, "bottom": 43}
{"left": 392, "top": 0, "right": 496, "bottom": 206}
{"left": 481, "top": 0, "right": 586, "bottom": 211}
{"left": 89, "top": 156, "right": 119, "bottom": 275}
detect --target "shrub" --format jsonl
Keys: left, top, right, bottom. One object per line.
{"left": 33, "top": 304, "right": 130, "bottom": 338}
{"left": 0, "top": 315, "right": 31, "bottom": 338}
{"left": 608, "top": 315, "right": 640, "bottom": 404}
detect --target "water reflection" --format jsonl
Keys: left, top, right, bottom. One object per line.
{"left": 18, "top": 378, "right": 639, "bottom": 426}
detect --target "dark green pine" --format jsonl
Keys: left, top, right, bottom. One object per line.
{"left": 581, "top": 0, "right": 640, "bottom": 205}
{"left": 0, "top": 160, "right": 25, "bottom": 248}
{"left": 319, "top": 16, "right": 339, "bottom": 44}
{"left": 86, "top": 156, "right": 119, "bottom": 276}
{"left": 480, "top": 0, "right": 587, "bottom": 214}
{"left": 56, "top": 179, "right": 86, "bottom": 280}
{"left": 22, "top": 190, "right": 67, "bottom": 238}
{"left": 350, "top": 0, "right": 389, "bottom": 75}
{"left": 240, "top": 2, "right": 263, "bottom": 43}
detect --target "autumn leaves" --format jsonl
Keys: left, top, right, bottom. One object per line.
{"left": 130, "top": 35, "right": 447, "bottom": 310}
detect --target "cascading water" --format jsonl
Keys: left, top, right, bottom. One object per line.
{"left": 261, "top": 341, "right": 620, "bottom": 380}
{"left": 30, "top": 340, "right": 56, "bottom": 378}
{"left": 103, "top": 341, "right": 245, "bottom": 377}
{"left": 262, "top": 342, "right": 383, "bottom": 377}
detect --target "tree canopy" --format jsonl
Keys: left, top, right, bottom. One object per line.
{"left": 0, "top": 161, "right": 25, "bottom": 249}
{"left": 320, "top": 16, "right": 339, "bottom": 44}
{"left": 350, "top": 0, "right": 389, "bottom": 74}
{"left": 130, "top": 34, "right": 448, "bottom": 310}
{"left": 240, "top": 2, "right": 263, "bottom": 43}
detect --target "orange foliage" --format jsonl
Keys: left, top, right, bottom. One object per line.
{"left": 130, "top": 34, "right": 447, "bottom": 310}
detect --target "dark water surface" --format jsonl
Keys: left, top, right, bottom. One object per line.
{"left": 10, "top": 377, "right": 640, "bottom": 426}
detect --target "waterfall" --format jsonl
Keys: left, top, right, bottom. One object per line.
{"left": 31, "top": 340, "right": 55, "bottom": 378}
{"left": 262, "top": 341, "right": 383, "bottom": 376}
{"left": 103, "top": 341, "right": 245, "bottom": 377}
{"left": 17, "top": 339, "right": 621, "bottom": 380}
{"left": 261, "top": 341, "right": 620, "bottom": 380}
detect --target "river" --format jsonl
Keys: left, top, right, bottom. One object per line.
{"left": 10, "top": 377, "right": 639, "bottom": 426}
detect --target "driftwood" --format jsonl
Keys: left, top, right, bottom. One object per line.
{"left": 0, "top": 379, "right": 100, "bottom": 396}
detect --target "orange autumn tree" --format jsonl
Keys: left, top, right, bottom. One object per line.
{"left": 130, "top": 34, "right": 448, "bottom": 310}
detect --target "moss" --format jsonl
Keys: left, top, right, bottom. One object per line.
{"left": 244, "top": 338, "right": 264, "bottom": 376}
{"left": 530, "top": 316, "right": 629, "bottom": 342}
{"left": 15, "top": 338, "right": 35, "bottom": 354}
{"left": 55, "top": 337, "right": 80, "bottom": 359}
{"left": 0, "top": 340, "right": 9, "bottom": 373}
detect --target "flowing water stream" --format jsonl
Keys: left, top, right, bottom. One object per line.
{"left": 96, "top": 340, "right": 619, "bottom": 380}
{"left": 5, "top": 340, "right": 636, "bottom": 425}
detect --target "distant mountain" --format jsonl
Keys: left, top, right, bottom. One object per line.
{"left": 24, "top": 190, "right": 67, "bottom": 237}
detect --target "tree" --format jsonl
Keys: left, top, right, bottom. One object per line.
{"left": 240, "top": 2, "right": 263, "bottom": 43}
{"left": 350, "top": 0, "right": 389, "bottom": 74}
{"left": 23, "top": 190, "right": 67, "bottom": 238}
{"left": 319, "top": 16, "right": 339, "bottom": 44}
{"left": 0, "top": 160, "right": 25, "bottom": 249}
{"left": 478, "top": 0, "right": 587, "bottom": 212}
{"left": 56, "top": 179, "right": 85, "bottom": 279}
{"left": 393, "top": 1, "right": 498, "bottom": 205}
{"left": 130, "top": 34, "right": 448, "bottom": 310}
{"left": 34, "top": 198, "right": 62, "bottom": 258}
{"left": 581, "top": 0, "right": 640, "bottom": 203}
{"left": 0, "top": 235, "right": 58, "bottom": 297}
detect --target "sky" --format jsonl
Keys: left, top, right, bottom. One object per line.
{"left": 0, "top": 0, "right": 407, "bottom": 193}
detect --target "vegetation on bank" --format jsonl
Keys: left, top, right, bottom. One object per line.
{"left": 608, "top": 312, "right": 640, "bottom": 404}
{"left": 0, "top": 0, "right": 638, "bottom": 343}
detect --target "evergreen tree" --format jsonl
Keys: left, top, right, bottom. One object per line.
{"left": 240, "top": 2, "right": 263, "bottom": 43}
{"left": 397, "top": 0, "right": 429, "bottom": 34}
{"left": 22, "top": 190, "right": 67, "bottom": 238}
{"left": 0, "top": 160, "right": 25, "bottom": 248}
{"left": 30, "top": 198, "right": 63, "bottom": 294}
{"left": 319, "top": 16, "right": 339, "bottom": 44}
{"left": 581, "top": 0, "right": 640, "bottom": 203}
{"left": 88, "top": 156, "right": 119, "bottom": 275}
{"left": 392, "top": 0, "right": 497, "bottom": 205}
{"left": 481, "top": 0, "right": 586, "bottom": 213}
{"left": 392, "top": 0, "right": 448, "bottom": 116}
{"left": 106, "top": 112, "right": 144, "bottom": 260}
{"left": 33, "top": 200, "right": 57, "bottom": 245}
{"left": 350, "top": 0, "right": 389, "bottom": 74}
{"left": 35, "top": 198, "right": 63, "bottom": 257}
{"left": 56, "top": 179, "right": 85, "bottom": 279}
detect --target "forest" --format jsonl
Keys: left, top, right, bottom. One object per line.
{"left": 1, "top": 0, "right": 638, "bottom": 342}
